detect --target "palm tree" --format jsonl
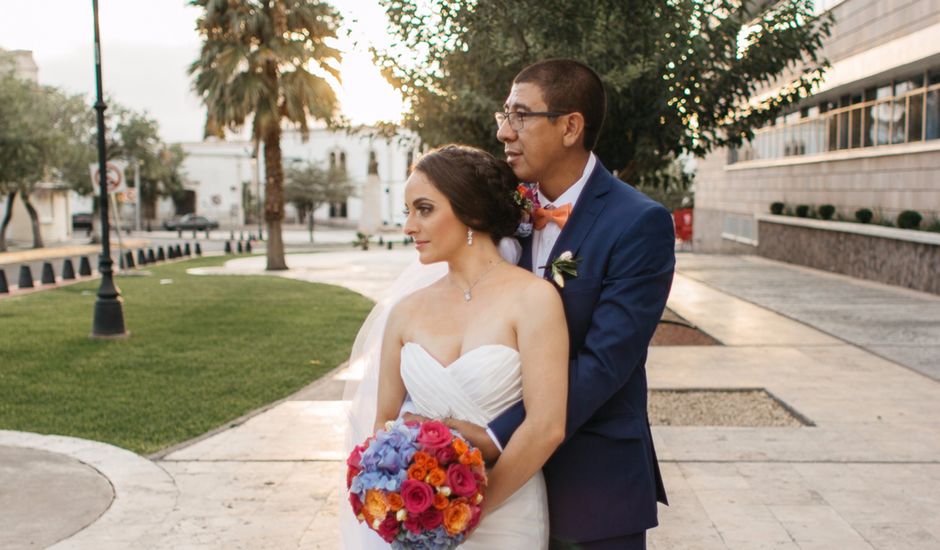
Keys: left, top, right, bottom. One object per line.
{"left": 189, "top": 0, "right": 341, "bottom": 270}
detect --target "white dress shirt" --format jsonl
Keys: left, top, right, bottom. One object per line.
{"left": 532, "top": 153, "right": 596, "bottom": 277}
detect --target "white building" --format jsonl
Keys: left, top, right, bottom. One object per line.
{"left": 178, "top": 126, "right": 420, "bottom": 229}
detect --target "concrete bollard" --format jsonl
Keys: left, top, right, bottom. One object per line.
{"left": 62, "top": 259, "right": 76, "bottom": 280}
{"left": 167, "top": 246, "right": 175, "bottom": 260}
{"left": 157, "top": 247, "right": 166, "bottom": 261}
{"left": 41, "top": 262, "right": 56, "bottom": 284}
{"left": 125, "top": 251, "right": 135, "bottom": 268}
{"left": 0, "top": 269, "right": 8, "bottom": 293}
{"left": 236, "top": 241, "right": 243, "bottom": 254}
{"left": 184, "top": 243, "right": 191, "bottom": 256}
{"left": 18, "top": 265, "right": 34, "bottom": 288}
{"left": 175, "top": 244, "right": 183, "bottom": 257}
{"left": 195, "top": 243, "right": 202, "bottom": 256}
{"left": 224, "top": 241, "right": 232, "bottom": 254}
{"left": 147, "top": 249, "right": 156, "bottom": 263}
{"left": 79, "top": 256, "right": 92, "bottom": 276}
{"left": 245, "top": 241, "right": 252, "bottom": 253}
{"left": 138, "top": 249, "right": 147, "bottom": 265}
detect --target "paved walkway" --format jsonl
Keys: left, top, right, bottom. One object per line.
{"left": 1, "top": 251, "right": 938, "bottom": 549}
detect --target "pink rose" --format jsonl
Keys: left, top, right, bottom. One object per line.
{"left": 346, "top": 466, "right": 358, "bottom": 489}
{"left": 419, "top": 508, "right": 444, "bottom": 530}
{"left": 400, "top": 479, "right": 434, "bottom": 514}
{"left": 349, "top": 492, "right": 363, "bottom": 516}
{"left": 403, "top": 514, "right": 422, "bottom": 534}
{"left": 467, "top": 505, "right": 482, "bottom": 531}
{"left": 417, "top": 420, "right": 453, "bottom": 450}
{"left": 347, "top": 443, "right": 367, "bottom": 469}
{"left": 377, "top": 512, "right": 400, "bottom": 543}
{"left": 434, "top": 445, "right": 456, "bottom": 465}
{"left": 447, "top": 463, "right": 478, "bottom": 497}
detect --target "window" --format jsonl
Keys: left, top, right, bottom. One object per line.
{"left": 729, "top": 67, "right": 940, "bottom": 165}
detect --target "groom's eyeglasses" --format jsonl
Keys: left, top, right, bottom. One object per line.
{"left": 494, "top": 111, "right": 569, "bottom": 131}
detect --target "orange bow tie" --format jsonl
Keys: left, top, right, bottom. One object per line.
{"left": 533, "top": 204, "right": 572, "bottom": 230}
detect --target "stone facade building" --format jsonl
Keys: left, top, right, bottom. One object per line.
{"left": 694, "top": 0, "right": 940, "bottom": 252}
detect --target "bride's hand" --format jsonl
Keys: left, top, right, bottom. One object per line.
{"left": 441, "top": 418, "right": 501, "bottom": 465}
{"left": 400, "top": 412, "right": 432, "bottom": 425}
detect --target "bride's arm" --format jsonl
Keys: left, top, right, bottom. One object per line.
{"left": 482, "top": 279, "right": 568, "bottom": 514}
{"left": 373, "top": 304, "right": 408, "bottom": 433}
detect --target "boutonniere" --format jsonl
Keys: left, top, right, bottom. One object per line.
{"left": 544, "top": 250, "right": 580, "bottom": 288}
{"left": 513, "top": 183, "right": 540, "bottom": 238}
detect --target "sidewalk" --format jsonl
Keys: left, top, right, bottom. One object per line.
{"left": 2, "top": 252, "right": 939, "bottom": 549}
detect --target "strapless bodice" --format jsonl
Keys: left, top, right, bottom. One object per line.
{"left": 399, "top": 342, "right": 523, "bottom": 427}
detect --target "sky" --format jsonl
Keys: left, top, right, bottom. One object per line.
{"left": 0, "top": 0, "right": 405, "bottom": 143}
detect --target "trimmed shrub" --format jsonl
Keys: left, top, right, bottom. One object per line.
{"left": 855, "top": 208, "right": 873, "bottom": 224}
{"left": 770, "top": 202, "right": 785, "bottom": 215}
{"left": 795, "top": 204, "right": 811, "bottom": 218}
{"left": 818, "top": 204, "right": 836, "bottom": 220}
{"left": 897, "top": 210, "right": 923, "bottom": 229}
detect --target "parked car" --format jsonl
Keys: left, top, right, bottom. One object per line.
{"left": 72, "top": 212, "right": 93, "bottom": 230}
{"left": 162, "top": 214, "right": 220, "bottom": 231}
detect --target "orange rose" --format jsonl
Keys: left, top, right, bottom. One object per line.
{"left": 425, "top": 456, "right": 439, "bottom": 471}
{"left": 433, "top": 492, "right": 449, "bottom": 510}
{"left": 413, "top": 451, "right": 432, "bottom": 469}
{"left": 387, "top": 492, "right": 404, "bottom": 512}
{"left": 452, "top": 438, "right": 469, "bottom": 456}
{"left": 408, "top": 463, "right": 428, "bottom": 481}
{"left": 443, "top": 500, "right": 472, "bottom": 535}
{"left": 468, "top": 448, "right": 484, "bottom": 467}
{"left": 364, "top": 489, "right": 389, "bottom": 522}
{"left": 426, "top": 468, "right": 447, "bottom": 487}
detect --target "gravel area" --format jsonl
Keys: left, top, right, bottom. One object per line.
{"left": 649, "top": 389, "right": 807, "bottom": 427}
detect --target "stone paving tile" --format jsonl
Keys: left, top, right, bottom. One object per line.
{"left": 675, "top": 254, "right": 940, "bottom": 380}
{"left": 851, "top": 523, "right": 940, "bottom": 550}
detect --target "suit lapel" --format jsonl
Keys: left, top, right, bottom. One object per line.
{"left": 543, "top": 162, "right": 611, "bottom": 279}
{"left": 518, "top": 233, "right": 534, "bottom": 271}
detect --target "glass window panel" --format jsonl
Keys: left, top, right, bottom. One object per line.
{"left": 926, "top": 90, "right": 940, "bottom": 140}
{"left": 864, "top": 87, "right": 878, "bottom": 101}
{"left": 838, "top": 112, "right": 849, "bottom": 149}
{"left": 892, "top": 99, "right": 907, "bottom": 144}
{"left": 909, "top": 93, "right": 924, "bottom": 142}
{"left": 876, "top": 85, "right": 892, "bottom": 99}
{"left": 828, "top": 114, "right": 838, "bottom": 151}
{"left": 850, "top": 107, "right": 862, "bottom": 148}
{"left": 864, "top": 104, "right": 875, "bottom": 147}
{"left": 928, "top": 71, "right": 940, "bottom": 86}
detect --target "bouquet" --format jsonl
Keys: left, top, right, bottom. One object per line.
{"left": 347, "top": 418, "right": 487, "bottom": 549}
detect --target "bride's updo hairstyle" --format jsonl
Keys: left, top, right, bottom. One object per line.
{"left": 413, "top": 144, "right": 521, "bottom": 243}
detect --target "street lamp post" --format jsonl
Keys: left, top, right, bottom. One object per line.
{"left": 90, "top": 0, "right": 127, "bottom": 338}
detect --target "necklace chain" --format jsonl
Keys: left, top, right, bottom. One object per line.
{"left": 451, "top": 260, "right": 503, "bottom": 302}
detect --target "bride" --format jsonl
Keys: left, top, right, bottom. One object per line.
{"left": 342, "top": 144, "right": 568, "bottom": 548}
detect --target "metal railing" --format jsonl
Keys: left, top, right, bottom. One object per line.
{"left": 731, "top": 82, "right": 940, "bottom": 164}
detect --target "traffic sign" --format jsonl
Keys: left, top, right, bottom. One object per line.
{"left": 89, "top": 161, "right": 128, "bottom": 195}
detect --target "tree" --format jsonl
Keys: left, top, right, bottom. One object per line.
{"left": 0, "top": 75, "right": 93, "bottom": 249}
{"left": 378, "top": 0, "right": 831, "bottom": 184}
{"left": 284, "top": 162, "right": 352, "bottom": 240}
{"left": 189, "top": 0, "right": 343, "bottom": 270}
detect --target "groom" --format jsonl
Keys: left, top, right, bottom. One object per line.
{"left": 491, "top": 59, "right": 673, "bottom": 549}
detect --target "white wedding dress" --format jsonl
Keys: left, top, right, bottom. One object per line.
{"left": 399, "top": 342, "right": 549, "bottom": 549}
{"left": 340, "top": 238, "right": 549, "bottom": 548}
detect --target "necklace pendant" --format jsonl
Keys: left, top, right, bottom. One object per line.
{"left": 464, "top": 290, "right": 472, "bottom": 302}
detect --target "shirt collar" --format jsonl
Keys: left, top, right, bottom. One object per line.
{"left": 536, "top": 152, "right": 596, "bottom": 209}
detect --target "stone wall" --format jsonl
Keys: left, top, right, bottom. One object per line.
{"left": 757, "top": 218, "right": 940, "bottom": 295}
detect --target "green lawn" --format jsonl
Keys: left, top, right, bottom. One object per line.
{"left": 0, "top": 255, "right": 373, "bottom": 455}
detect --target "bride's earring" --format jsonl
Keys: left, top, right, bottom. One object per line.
{"left": 467, "top": 228, "right": 474, "bottom": 246}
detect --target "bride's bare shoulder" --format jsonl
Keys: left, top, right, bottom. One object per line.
{"left": 389, "top": 277, "right": 448, "bottom": 317}
{"left": 502, "top": 266, "right": 561, "bottom": 306}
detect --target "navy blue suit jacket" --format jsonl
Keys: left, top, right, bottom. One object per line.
{"left": 489, "top": 160, "right": 674, "bottom": 542}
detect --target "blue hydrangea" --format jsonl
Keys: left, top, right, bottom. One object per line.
{"left": 393, "top": 526, "right": 462, "bottom": 550}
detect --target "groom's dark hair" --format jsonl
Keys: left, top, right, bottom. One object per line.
{"left": 514, "top": 59, "right": 606, "bottom": 151}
